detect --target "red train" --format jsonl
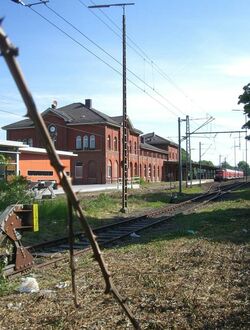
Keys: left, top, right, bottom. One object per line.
{"left": 214, "top": 168, "right": 244, "bottom": 181}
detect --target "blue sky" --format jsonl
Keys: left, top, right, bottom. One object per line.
{"left": 0, "top": 0, "right": 249, "bottom": 166}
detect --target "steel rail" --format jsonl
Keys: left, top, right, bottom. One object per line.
{"left": 5, "top": 180, "right": 245, "bottom": 278}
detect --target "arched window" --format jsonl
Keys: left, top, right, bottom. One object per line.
{"left": 153, "top": 165, "right": 156, "bottom": 179}
{"left": 130, "top": 162, "right": 133, "bottom": 178}
{"left": 90, "top": 135, "right": 95, "bottom": 149}
{"left": 114, "top": 136, "right": 118, "bottom": 151}
{"left": 83, "top": 135, "right": 89, "bottom": 149}
{"left": 107, "top": 135, "right": 111, "bottom": 150}
{"left": 114, "top": 161, "right": 118, "bottom": 181}
{"left": 107, "top": 160, "right": 112, "bottom": 178}
{"left": 148, "top": 164, "right": 152, "bottom": 179}
{"left": 76, "top": 136, "right": 82, "bottom": 149}
{"left": 134, "top": 163, "right": 138, "bottom": 176}
{"left": 144, "top": 164, "right": 147, "bottom": 177}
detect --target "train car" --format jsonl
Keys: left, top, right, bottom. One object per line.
{"left": 214, "top": 168, "right": 244, "bottom": 181}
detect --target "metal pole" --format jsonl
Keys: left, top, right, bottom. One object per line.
{"left": 199, "top": 141, "right": 201, "bottom": 186}
{"left": 121, "top": 6, "right": 128, "bottom": 213}
{"left": 245, "top": 114, "right": 248, "bottom": 182}
{"left": 185, "top": 115, "right": 188, "bottom": 187}
{"left": 234, "top": 139, "right": 236, "bottom": 177}
{"left": 178, "top": 117, "right": 182, "bottom": 193}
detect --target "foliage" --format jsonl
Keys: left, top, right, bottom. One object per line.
{"left": 221, "top": 161, "right": 234, "bottom": 169}
{"left": 0, "top": 154, "right": 7, "bottom": 165}
{"left": 200, "top": 160, "right": 214, "bottom": 167}
{"left": 0, "top": 176, "right": 33, "bottom": 211}
{"left": 238, "top": 83, "right": 250, "bottom": 139}
{"left": 238, "top": 160, "right": 250, "bottom": 175}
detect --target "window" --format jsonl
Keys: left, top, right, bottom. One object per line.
{"left": 107, "top": 160, "right": 112, "bottom": 178}
{"left": 83, "top": 135, "right": 89, "bottom": 149}
{"left": 75, "top": 162, "right": 83, "bottom": 178}
{"left": 107, "top": 135, "right": 111, "bottom": 150}
{"left": 76, "top": 136, "right": 82, "bottom": 149}
{"left": 144, "top": 165, "right": 147, "bottom": 177}
{"left": 27, "top": 170, "right": 53, "bottom": 176}
{"left": 134, "top": 142, "right": 137, "bottom": 154}
{"left": 90, "top": 135, "right": 95, "bottom": 149}
{"left": 129, "top": 140, "right": 132, "bottom": 153}
{"left": 148, "top": 164, "right": 152, "bottom": 178}
{"left": 134, "top": 163, "right": 138, "bottom": 176}
{"left": 114, "top": 136, "right": 118, "bottom": 151}
{"left": 27, "top": 138, "right": 33, "bottom": 147}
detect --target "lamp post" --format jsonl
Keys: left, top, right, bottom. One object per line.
{"left": 89, "top": 3, "right": 135, "bottom": 213}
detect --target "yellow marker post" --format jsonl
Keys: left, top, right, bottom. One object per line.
{"left": 32, "top": 204, "right": 39, "bottom": 232}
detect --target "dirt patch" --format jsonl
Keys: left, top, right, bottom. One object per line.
{"left": 0, "top": 237, "right": 249, "bottom": 329}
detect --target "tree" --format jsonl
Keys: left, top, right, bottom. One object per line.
{"left": 0, "top": 176, "right": 33, "bottom": 211}
{"left": 238, "top": 160, "right": 250, "bottom": 175}
{"left": 200, "top": 160, "right": 214, "bottom": 167}
{"left": 238, "top": 83, "right": 250, "bottom": 140}
{"left": 0, "top": 154, "right": 8, "bottom": 181}
{"left": 221, "top": 161, "right": 233, "bottom": 169}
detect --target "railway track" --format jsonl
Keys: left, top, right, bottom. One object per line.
{"left": 3, "top": 180, "right": 246, "bottom": 277}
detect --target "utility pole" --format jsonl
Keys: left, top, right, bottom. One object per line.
{"left": 185, "top": 115, "right": 192, "bottom": 187}
{"left": 89, "top": 3, "right": 134, "bottom": 213}
{"left": 199, "top": 142, "right": 202, "bottom": 186}
{"left": 234, "top": 139, "right": 237, "bottom": 177}
{"left": 178, "top": 117, "right": 182, "bottom": 193}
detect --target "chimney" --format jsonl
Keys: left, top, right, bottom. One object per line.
{"left": 85, "top": 99, "right": 92, "bottom": 108}
{"left": 51, "top": 100, "right": 58, "bottom": 109}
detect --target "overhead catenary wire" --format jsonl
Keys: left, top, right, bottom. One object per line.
{"left": 44, "top": 3, "right": 185, "bottom": 116}
{"left": 23, "top": 5, "right": 182, "bottom": 118}
{"left": 84, "top": 0, "right": 205, "bottom": 114}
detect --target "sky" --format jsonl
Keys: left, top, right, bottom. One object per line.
{"left": 0, "top": 0, "right": 249, "bottom": 166}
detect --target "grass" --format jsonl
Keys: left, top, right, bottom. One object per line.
{"left": 21, "top": 182, "right": 241, "bottom": 245}
{"left": 0, "top": 185, "right": 249, "bottom": 328}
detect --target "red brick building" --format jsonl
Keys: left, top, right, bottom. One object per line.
{"left": 3, "top": 99, "right": 179, "bottom": 184}
{"left": 141, "top": 132, "right": 179, "bottom": 181}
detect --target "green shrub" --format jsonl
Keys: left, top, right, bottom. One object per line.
{"left": 0, "top": 176, "right": 33, "bottom": 211}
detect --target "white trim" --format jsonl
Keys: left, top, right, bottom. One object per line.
{"left": 0, "top": 140, "right": 26, "bottom": 147}
{"left": 19, "top": 146, "right": 77, "bottom": 157}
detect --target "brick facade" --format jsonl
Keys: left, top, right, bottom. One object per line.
{"left": 3, "top": 101, "right": 179, "bottom": 184}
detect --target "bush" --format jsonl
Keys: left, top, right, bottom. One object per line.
{"left": 0, "top": 176, "right": 33, "bottom": 211}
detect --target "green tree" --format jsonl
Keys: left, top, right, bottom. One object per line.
{"left": 221, "top": 161, "right": 234, "bottom": 169}
{"left": 238, "top": 83, "right": 250, "bottom": 139}
{"left": 0, "top": 176, "right": 33, "bottom": 211}
{"left": 0, "top": 154, "right": 8, "bottom": 181}
{"left": 237, "top": 160, "right": 250, "bottom": 175}
{"left": 200, "top": 160, "right": 214, "bottom": 167}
